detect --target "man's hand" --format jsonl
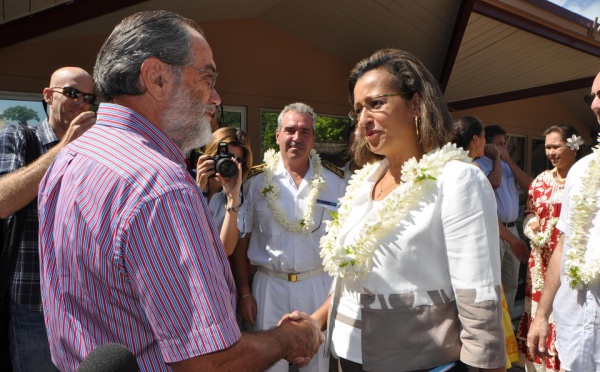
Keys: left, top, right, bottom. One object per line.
{"left": 278, "top": 311, "right": 324, "bottom": 367}
{"left": 527, "top": 315, "right": 551, "bottom": 359}
{"left": 238, "top": 294, "right": 257, "bottom": 327}
{"left": 60, "top": 111, "right": 96, "bottom": 145}
{"left": 509, "top": 237, "right": 530, "bottom": 263}
{"left": 484, "top": 144, "right": 500, "bottom": 159}
{"left": 496, "top": 145, "right": 511, "bottom": 162}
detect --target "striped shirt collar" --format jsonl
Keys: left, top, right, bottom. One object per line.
{"left": 96, "top": 103, "right": 187, "bottom": 167}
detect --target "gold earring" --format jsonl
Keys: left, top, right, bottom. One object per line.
{"left": 414, "top": 116, "right": 420, "bottom": 137}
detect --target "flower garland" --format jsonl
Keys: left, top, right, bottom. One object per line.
{"left": 524, "top": 217, "right": 558, "bottom": 291}
{"left": 564, "top": 134, "right": 600, "bottom": 289}
{"left": 320, "top": 143, "right": 471, "bottom": 278}
{"left": 260, "top": 149, "right": 326, "bottom": 234}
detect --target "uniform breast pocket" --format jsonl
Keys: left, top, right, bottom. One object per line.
{"left": 256, "top": 201, "right": 284, "bottom": 235}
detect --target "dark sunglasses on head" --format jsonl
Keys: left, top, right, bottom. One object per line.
{"left": 50, "top": 86, "right": 96, "bottom": 104}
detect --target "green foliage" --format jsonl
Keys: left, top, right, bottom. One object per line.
{"left": 260, "top": 112, "right": 279, "bottom": 157}
{"left": 315, "top": 116, "right": 348, "bottom": 142}
{"left": 3, "top": 105, "right": 40, "bottom": 125}
{"left": 221, "top": 111, "right": 241, "bottom": 128}
{"left": 260, "top": 111, "right": 352, "bottom": 161}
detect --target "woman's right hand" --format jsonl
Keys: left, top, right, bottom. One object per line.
{"left": 528, "top": 220, "right": 541, "bottom": 233}
{"left": 196, "top": 155, "right": 216, "bottom": 191}
{"left": 218, "top": 158, "right": 243, "bottom": 199}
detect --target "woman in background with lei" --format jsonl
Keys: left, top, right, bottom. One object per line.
{"left": 310, "top": 49, "right": 506, "bottom": 372}
{"left": 516, "top": 125, "right": 583, "bottom": 371}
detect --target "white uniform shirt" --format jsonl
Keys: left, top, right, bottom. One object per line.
{"left": 555, "top": 154, "right": 600, "bottom": 371}
{"left": 241, "top": 155, "right": 346, "bottom": 273}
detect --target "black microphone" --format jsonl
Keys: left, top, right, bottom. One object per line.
{"left": 77, "top": 343, "right": 139, "bottom": 372}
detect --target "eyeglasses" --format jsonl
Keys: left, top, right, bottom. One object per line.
{"left": 187, "top": 66, "right": 218, "bottom": 91}
{"left": 50, "top": 86, "right": 96, "bottom": 104}
{"left": 348, "top": 92, "right": 411, "bottom": 122}
{"left": 584, "top": 90, "right": 600, "bottom": 105}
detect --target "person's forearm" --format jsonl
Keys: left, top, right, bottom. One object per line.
{"left": 311, "top": 295, "right": 330, "bottom": 332}
{"left": 535, "top": 234, "right": 564, "bottom": 320}
{"left": 498, "top": 221, "right": 514, "bottom": 242}
{"left": 220, "top": 218, "right": 239, "bottom": 256}
{"left": 220, "top": 194, "right": 241, "bottom": 255}
{"left": 0, "top": 144, "right": 62, "bottom": 218}
{"left": 506, "top": 160, "right": 533, "bottom": 191}
{"left": 487, "top": 156, "right": 503, "bottom": 189}
{"left": 231, "top": 236, "right": 251, "bottom": 295}
{"left": 171, "top": 321, "right": 309, "bottom": 372}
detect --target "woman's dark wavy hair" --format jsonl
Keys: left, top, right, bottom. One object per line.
{"left": 543, "top": 124, "right": 586, "bottom": 160}
{"left": 348, "top": 49, "right": 453, "bottom": 164}
{"left": 452, "top": 116, "right": 484, "bottom": 151}
{"left": 94, "top": 10, "right": 203, "bottom": 102}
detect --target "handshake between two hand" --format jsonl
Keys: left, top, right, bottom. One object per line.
{"left": 277, "top": 311, "right": 325, "bottom": 369}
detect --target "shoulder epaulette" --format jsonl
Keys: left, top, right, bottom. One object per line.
{"left": 322, "top": 160, "right": 346, "bottom": 179}
{"left": 247, "top": 163, "right": 266, "bottom": 178}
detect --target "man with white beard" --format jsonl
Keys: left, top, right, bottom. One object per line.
{"left": 37, "top": 10, "right": 322, "bottom": 372}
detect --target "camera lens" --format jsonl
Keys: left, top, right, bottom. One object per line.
{"left": 216, "top": 158, "right": 237, "bottom": 178}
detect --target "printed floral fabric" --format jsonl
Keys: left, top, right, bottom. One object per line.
{"left": 517, "top": 170, "right": 563, "bottom": 371}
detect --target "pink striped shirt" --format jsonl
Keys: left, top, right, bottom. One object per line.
{"left": 38, "top": 103, "right": 240, "bottom": 371}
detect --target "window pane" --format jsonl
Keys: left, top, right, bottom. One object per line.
{"left": 506, "top": 134, "right": 526, "bottom": 171}
{"left": 530, "top": 137, "right": 549, "bottom": 178}
{"left": 220, "top": 105, "right": 246, "bottom": 131}
{"left": 260, "top": 110, "right": 279, "bottom": 155}
{"left": 0, "top": 98, "right": 46, "bottom": 128}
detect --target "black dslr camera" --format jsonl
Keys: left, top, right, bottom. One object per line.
{"left": 212, "top": 142, "right": 241, "bottom": 178}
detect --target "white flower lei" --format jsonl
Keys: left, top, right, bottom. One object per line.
{"left": 565, "top": 134, "right": 600, "bottom": 289}
{"left": 319, "top": 143, "right": 471, "bottom": 278}
{"left": 260, "top": 149, "right": 326, "bottom": 234}
{"left": 524, "top": 217, "right": 558, "bottom": 291}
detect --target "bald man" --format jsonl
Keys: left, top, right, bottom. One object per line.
{"left": 0, "top": 67, "right": 96, "bottom": 371}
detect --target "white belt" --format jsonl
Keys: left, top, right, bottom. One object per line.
{"left": 257, "top": 266, "right": 325, "bottom": 282}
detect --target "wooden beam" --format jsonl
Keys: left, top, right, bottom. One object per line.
{"left": 447, "top": 76, "right": 594, "bottom": 110}
{"left": 473, "top": 0, "right": 600, "bottom": 58}
{"left": 439, "top": 0, "right": 476, "bottom": 93}
{"left": 0, "top": 0, "right": 148, "bottom": 49}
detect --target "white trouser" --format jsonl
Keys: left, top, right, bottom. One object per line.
{"left": 252, "top": 268, "right": 332, "bottom": 372}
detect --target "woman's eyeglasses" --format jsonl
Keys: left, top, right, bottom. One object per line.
{"left": 50, "top": 86, "right": 97, "bottom": 104}
{"left": 348, "top": 92, "right": 411, "bottom": 122}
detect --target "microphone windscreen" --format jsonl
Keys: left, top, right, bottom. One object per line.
{"left": 77, "top": 343, "right": 139, "bottom": 372}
